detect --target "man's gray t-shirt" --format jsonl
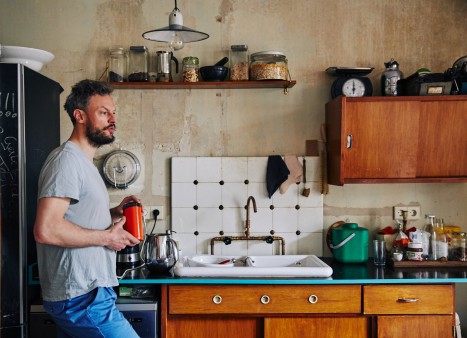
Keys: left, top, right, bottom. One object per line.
{"left": 36, "top": 141, "right": 118, "bottom": 301}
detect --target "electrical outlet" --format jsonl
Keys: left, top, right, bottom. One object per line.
{"left": 143, "top": 206, "right": 164, "bottom": 221}
{"left": 393, "top": 206, "right": 421, "bottom": 220}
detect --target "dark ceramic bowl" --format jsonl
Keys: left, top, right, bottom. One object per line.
{"left": 199, "top": 66, "right": 228, "bottom": 81}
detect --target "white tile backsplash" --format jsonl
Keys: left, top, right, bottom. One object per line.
{"left": 171, "top": 156, "right": 324, "bottom": 256}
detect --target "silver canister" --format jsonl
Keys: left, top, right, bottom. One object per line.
{"left": 381, "top": 58, "right": 403, "bottom": 96}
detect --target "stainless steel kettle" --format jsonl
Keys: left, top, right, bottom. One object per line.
{"left": 156, "top": 51, "right": 179, "bottom": 82}
{"left": 143, "top": 233, "right": 179, "bottom": 273}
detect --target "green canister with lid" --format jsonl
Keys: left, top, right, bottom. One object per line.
{"left": 331, "top": 223, "right": 369, "bottom": 263}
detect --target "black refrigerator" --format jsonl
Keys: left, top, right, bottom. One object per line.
{"left": 0, "top": 63, "right": 62, "bottom": 337}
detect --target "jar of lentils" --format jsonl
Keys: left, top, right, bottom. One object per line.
{"left": 250, "top": 51, "right": 288, "bottom": 80}
{"left": 182, "top": 56, "right": 199, "bottom": 82}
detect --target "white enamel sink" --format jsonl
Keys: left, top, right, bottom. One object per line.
{"left": 173, "top": 255, "right": 333, "bottom": 278}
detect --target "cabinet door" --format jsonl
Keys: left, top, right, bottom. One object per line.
{"left": 376, "top": 315, "right": 453, "bottom": 338}
{"left": 166, "top": 317, "right": 260, "bottom": 338}
{"left": 417, "top": 100, "right": 467, "bottom": 177}
{"left": 264, "top": 317, "right": 369, "bottom": 338}
{"left": 343, "top": 101, "right": 420, "bottom": 179}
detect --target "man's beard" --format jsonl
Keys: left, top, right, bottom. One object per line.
{"left": 85, "top": 122, "right": 115, "bottom": 147}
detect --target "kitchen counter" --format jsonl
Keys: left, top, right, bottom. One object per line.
{"left": 116, "top": 257, "right": 467, "bottom": 285}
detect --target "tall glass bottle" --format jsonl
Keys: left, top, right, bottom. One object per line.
{"left": 426, "top": 214, "right": 437, "bottom": 260}
{"left": 435, "top": 217, "right": 448, "bottom": 260}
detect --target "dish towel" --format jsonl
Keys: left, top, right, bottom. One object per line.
{"left": 279, "top": 155, "right": 303, "bottom": 194}
{"left": 266, "top": 156, "right": 290, "bottom": 198}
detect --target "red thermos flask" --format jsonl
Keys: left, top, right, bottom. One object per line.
{"left": 122, "top": 202, "right": 144, "bottom": 240}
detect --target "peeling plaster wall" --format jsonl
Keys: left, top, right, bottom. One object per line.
{"left": 1, "top": 0, "right": 466, "bottom": 329}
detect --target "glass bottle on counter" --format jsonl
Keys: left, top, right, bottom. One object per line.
{"left": 435, "top": 218, "right": 448, "bottom": 260}
{"left": 108, "top": 47, "right": 127, "bottom": 82}
{"left": 128, "top": 46, "right": 149, "bottom": 82}
{"left": 230, "top": 45, "right": 249, "bottom": 81}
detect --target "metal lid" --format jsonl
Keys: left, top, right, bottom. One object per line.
{"left": 231, "top": 44, "right": 248, "bottom": 51}
{"left": 183, "top": 56, "right": 199, "bottom": 65}
{"left": 251, "top": 51, "right": 286, "bottom": 58}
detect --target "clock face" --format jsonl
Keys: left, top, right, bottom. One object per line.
{"left": 342, "top": 78, "right": 366, "bottom": 97}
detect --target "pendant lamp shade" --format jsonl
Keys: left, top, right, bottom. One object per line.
{"left": 143, "top": 1, "right": 209, "bottom": 50}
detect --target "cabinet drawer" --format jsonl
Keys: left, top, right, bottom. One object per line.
{"left": 169, "top": 285, "right": 361, "bottom": 314}
{"left": 363, "top": 284, "right": 454, "bottom": 315}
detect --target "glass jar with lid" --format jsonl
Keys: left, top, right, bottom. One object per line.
{"left": 450, "top": 232, "right": 466, "bottom": 261}
{"left": 128, "top": 46, "right": 149, "bottom": 82}
{"left": 182, "top": 56, "right": 199, "bottom": 82}
{"left": 250, "top": 51, "right": 288, "bottom": 80}
{"left": 108, "top": 47, "right": 127, "bottom": 82}
{"left": 230, "top": 45, "right": 249, "bottom": 81}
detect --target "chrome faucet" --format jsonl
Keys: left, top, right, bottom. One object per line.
{"left": 245, "top": 196, "right": 257, "bottom": 238}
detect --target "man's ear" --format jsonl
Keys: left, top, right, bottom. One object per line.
{"left": 74, "top": 109, "right": 86, "bottom": 124}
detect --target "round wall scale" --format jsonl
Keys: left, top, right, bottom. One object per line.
{"left": 102, "top": 150, "right": 141, "bottom": 189}
{"left": 326, "top": 67, "right": 374, "bottom": 98}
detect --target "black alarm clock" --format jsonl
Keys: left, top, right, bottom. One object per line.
{"left": 326, "top": 67, "right": 374, "bottom": 98}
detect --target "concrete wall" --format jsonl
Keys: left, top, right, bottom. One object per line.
{"left": 1, "top": 0, "right": 466, "bottom": 332}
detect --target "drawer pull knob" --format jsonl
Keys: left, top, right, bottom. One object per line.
{"left": 260, "top": 295, "right": 270, "bottom": 304}
{"left": 308, "top": 295, "right": 318, "bottom": 304}
{"left": 212, "top": 295, "right": 223, "bottom": 304}
{"left": 397, "top": 297, "right": 419, "bottom": 303}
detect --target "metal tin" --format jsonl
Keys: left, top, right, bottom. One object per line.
{"left": 250, "top": 51, "right": 288, "bottom": 80}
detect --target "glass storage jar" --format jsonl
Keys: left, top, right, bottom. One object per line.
{"left": 128, "top": 46, "right": 149, "bottom": 82}
{"left": 108, "top": 47, "right": 127, "bottom": 82}
{"left": 230, "top": 45, "right": 249, "bottom": 81}
{"left": 182, "top": 56, "right": 199, "bottom": 82}
{"left": 250, "top": 51, "right": 288, "bottom": 80}
{"left": 450, "top": 232, "right": 466, "bottom": 261}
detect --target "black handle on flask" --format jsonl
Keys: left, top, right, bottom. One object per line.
{"left": 171, "top": 55, "right": 179, "bottom": 73}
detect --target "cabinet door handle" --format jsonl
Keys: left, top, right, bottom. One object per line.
{"left": 308, "top": 294, "right": 318, "bottom": 304}
{"left": 260, "top": 295, "right": 270, "bottom": 304}
{"left": 397, "top": 297, "right": 419, "bottom": 303}
{"left": 212, "top": 295, "right": 223, "bottom": 304}
{"left": 346, "top": 134, "right": 352, "bottom": 149}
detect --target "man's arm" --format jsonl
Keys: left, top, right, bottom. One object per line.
{"left": 33, "top": 196, "right": 140, "bottom": 251}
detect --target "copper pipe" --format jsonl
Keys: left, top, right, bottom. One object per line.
{"left": 245, "top": 196, "right": 257, "bottom": 238}
{"left": 209, "top": 235, "right": 286, "bottom": 255}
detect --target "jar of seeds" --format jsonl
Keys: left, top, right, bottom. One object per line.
{"left": 250, "top": 51, "right": 288, "bottom": 80}
{"left": 230, "top": 45, "right": 249, "bottom": 81}
{"left": 182, "top": 56, "right": 199, "bottom": 82}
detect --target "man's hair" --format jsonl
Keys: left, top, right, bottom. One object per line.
{"left": 63, "top": 80, "right": 113, "bottom": 125}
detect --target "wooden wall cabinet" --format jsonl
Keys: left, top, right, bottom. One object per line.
{"left": 160, "top": 284, "right": 455, "bottom": 338}
{"left": 325, "top": 95, "right": 467, "bottom": 185}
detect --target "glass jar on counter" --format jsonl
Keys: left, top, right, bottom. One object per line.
{"left": 128, "top": 46, "right": 149, "bottom": 82}
{"left": 450, "top": 232, "right": 466, "bottom": 261}
{"left": 406, "top": 242, "right": 424, "bottom": 261}
{"left": 108, "top": 47, "right": 127, "bottom": 82}
{"left": 250, "top": 51, "right": 288, "bottom": 80}
{"left": 182, "top": 56, "right": 199, "bottom": 82}
{"left": 230, "top": 45, "right": 249, "bottom": 81}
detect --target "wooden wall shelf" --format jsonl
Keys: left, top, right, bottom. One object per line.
{"left": 110, "top": 80, "right": 296, "bottom": 90}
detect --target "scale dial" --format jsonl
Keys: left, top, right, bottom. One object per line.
{"left": 330, "top": 76, "right": 373, "bottom": 98}
{"left": 342, "top": 78, "right": 366, "bottom": 97}
{"left": 102, "top": 150, "right": 141, "bottom": 189}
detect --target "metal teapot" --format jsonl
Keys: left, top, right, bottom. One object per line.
{"left": 143, "top": 233, "right": 179, "bottom": 273}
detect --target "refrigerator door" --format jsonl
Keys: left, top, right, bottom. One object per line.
{"left": 0, "top": 63, "right": 62, "bottom": 338}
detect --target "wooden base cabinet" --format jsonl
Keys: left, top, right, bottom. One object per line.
{"left": 325, "top": 95, "right": 467, "bottom": 185}
{"left": 364, "top": 284, "right": 455, "bottom": 338}
{"left": 161, "top": 284, "right": 455, "bottom": 338}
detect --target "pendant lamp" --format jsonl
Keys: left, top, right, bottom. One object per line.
{"left": 142, "top": 0, "right": 209, "bottom": 51}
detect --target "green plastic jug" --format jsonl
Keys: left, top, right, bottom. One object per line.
{"left": 331, "top": 223, "right": 369, "bottom": 263}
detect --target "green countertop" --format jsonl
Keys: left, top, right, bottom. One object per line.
{"left": 116, "top": 257, "right": 467, "bottom": 285}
